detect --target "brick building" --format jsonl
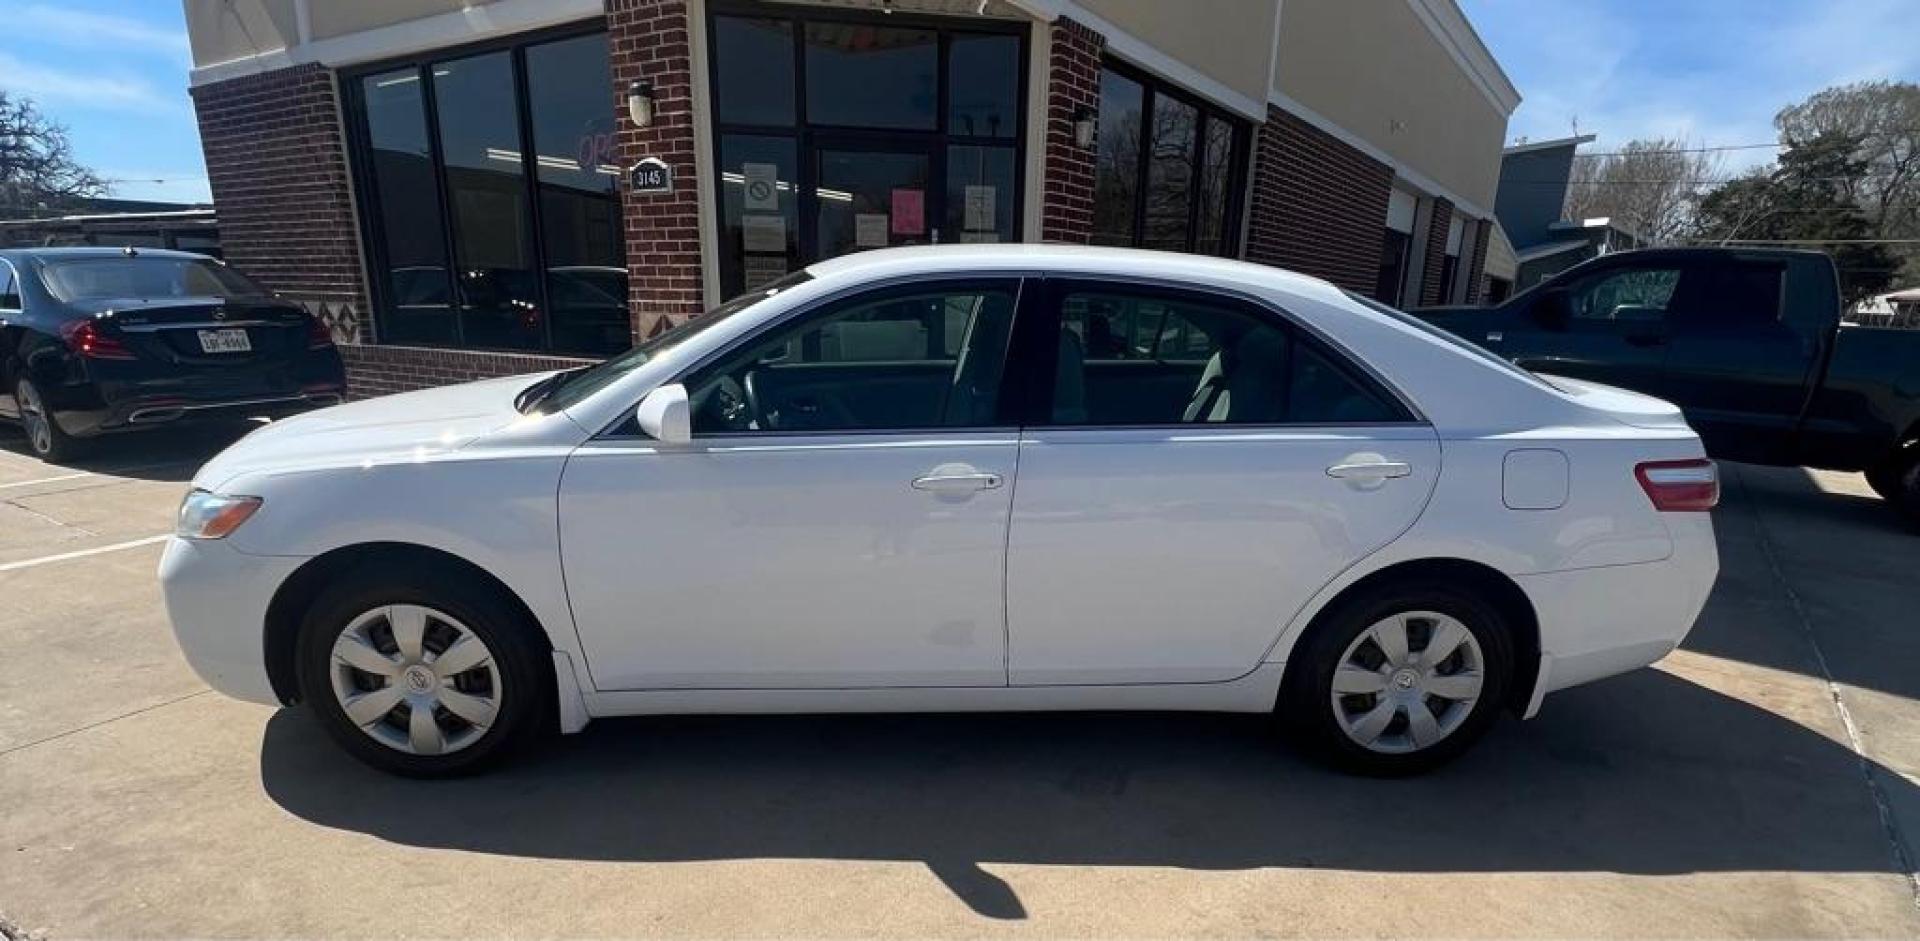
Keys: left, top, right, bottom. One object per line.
{"left": 183, "top": 0, "right": 1519, "bottom": 393}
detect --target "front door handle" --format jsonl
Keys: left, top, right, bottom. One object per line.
{"left": 911, "top": 468, "right": 1003, "bottom": 493}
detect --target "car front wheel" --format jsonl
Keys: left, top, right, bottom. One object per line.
{"left": 1281, "top": 585, "right": 1513, "bottom": 776}
{"left": 295, "top": 570, "right": 552, "bottom": 777}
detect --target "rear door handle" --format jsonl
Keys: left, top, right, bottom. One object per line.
{"left": 911, "top": 471, "right": 1003, "bottom": 493}
{"left": 1326, "top": 461, "right": 1412, "bottom": 480}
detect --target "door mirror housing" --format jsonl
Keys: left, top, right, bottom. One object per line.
{"left": 635, "top": 383, "right": 691, "bottom": 445}
{"left": 1532, "top": 288, "right": 1572, "bottom": 329}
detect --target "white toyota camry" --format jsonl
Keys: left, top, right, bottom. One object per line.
{"left": 160, "top": 245, "right": 1718, "bottom": 777}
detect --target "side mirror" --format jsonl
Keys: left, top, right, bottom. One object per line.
{"left": 635, "top": 383, "right": 691, "bottom": 445}
{"left": 1532, "top": 288, "right": 1572, "bottom": 329}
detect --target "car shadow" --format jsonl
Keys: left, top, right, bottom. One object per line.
{"left": 259, "top": 666, "right": 1915, "bottom": 919}
{"left": 0, "top": 421, "right": 253, "bottom": 482}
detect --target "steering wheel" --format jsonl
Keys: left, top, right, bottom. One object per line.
{"left": 707, "top": 375, "right": 755, "bottom": 432}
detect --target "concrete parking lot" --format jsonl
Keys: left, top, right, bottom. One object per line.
{"left": 1, "top": 427, "right": 1917, "bottom": 938}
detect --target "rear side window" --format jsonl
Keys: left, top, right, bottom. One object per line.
{"left": 1047, "top": 287, "right": 1409, "bottom": 426}
{"left": 0, "top": 262, "right": 18, "bottom": 310}
{"left": 1685, "top": 263, "right": 1783, "bottom": 327}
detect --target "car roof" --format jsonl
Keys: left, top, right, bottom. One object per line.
{"left": 802, "top": 244, "right": 1347, "bottom": 301}
{"left": 0, "top": 246, "right": 214, "bottom": 263}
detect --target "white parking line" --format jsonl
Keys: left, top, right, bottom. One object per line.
{"left": 0, "top": 471, "right": 94, "bottom": 490}
{"left": 0, "top": 534, "right": 171, "bottom": 574}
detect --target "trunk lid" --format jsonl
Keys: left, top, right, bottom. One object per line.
{"left": 1538, "top": 373, "right": 1693, "bottom": 431}
{"left": 79, "top": 296, "right": 312, "bottom": 367}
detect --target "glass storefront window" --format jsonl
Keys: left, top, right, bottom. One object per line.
{"left": 1091, "top": 70, "right": 1143, "bottom": 247}
{"left": 804, "top": 23, "right": 938, "bottom": 130}
{"left": 360, "top": 68, "right": 455, "bottom": 345}
{"left": 1090, "top": 60, "right": 1247, "bottom": 257}
{"left": 527, "top": 33, "right": 629, "bottom": 355}
{"left": 714, "top": 17, "right": 795, "bottom": 127}
{"left": 948, "top": 34, "right": 1019, "bottom": 138}
{"left": 349, "top": 30, "right": 628, "bottom": 355}
{"left": 711, "top": 10, "right": 1027, "bottom": 299}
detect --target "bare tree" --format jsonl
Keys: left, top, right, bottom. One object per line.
{"left": 1563, "top": 138, "right": 1723, "bottom": 245}
{"left": 0, "top": 90, "right": 107, "bottom": 217}
{"left": 1776, "top": 81, "right": 1920, "bottom": 285}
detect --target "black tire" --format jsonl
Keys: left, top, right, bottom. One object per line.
{"left": 1885, "top": 446, "right": 1920, "bottom": 530}
{"left": 14, "top": 377, "right": 84, "bottom": 463}
{"left": 1279, "top": 582, "right": 1513, "bottom": 776}
{"left": 295, "top": 563, "right": 553, "bottom": 777}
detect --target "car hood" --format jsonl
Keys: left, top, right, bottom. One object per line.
{"left": 192, "top": 372, "right": 550, "bottom": 490}
{"left": 1537, "top": 374, "right": 1693, "bottom": 431}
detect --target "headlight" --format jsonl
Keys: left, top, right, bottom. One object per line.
{"left": 176, "top": 489, "right": 263, "bottom": 540}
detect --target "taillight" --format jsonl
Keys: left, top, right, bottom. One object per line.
{"left": 307, "top": 316, "right": 335, "bottom": 350}
{"left": 1636, "top": 459, "right": 1719, "bottom": 512}
{"left": 60, "top": 319, "right": 136, "bottom": 360}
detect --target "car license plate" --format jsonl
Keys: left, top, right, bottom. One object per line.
{"left": 197, "top": 328, "right": 251, "bottom": 354}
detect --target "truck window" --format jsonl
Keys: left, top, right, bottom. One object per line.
{"left": 1693, "top": 264, "right": 1784, "bottom": 325}
{"left": 1568, "top": 267, "right": 1683, "bottom": 322}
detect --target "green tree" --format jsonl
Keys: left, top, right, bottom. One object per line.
{"left": 1694, "top": 131, "right": 1900, "bottom": 304}
{"left": 0, "top": 90, "right": 106, "bottom": 217}
{"left": 1775, "top": 81, "right": 1920, "bottom": 286}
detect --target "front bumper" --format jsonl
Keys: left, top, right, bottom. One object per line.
{"left": 158, "top": 537, "right": 308, "bottom": 706}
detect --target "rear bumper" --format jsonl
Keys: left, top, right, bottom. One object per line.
{"left": 1518, "top": 513, "right": 1719, "bottom": 714}
{"left": 48, "top": 350, "right": 346, "bottom": 437}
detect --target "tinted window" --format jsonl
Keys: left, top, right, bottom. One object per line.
{"left": 1091, "top": 70, "right": 1143, "bottom": 247}
{"left": 1688, "top": 263, "right": 1783, "bottom": 326}
{"left": 1194, "top": 118, "right": 1235, "bottom": 255}
{"left": 717, "top": 134, "right": 800, "bottom": 298}
{"left": 40, "top": 256, "right": 270, "bottom": 302}
{"left": 434, "top": 51, "right": 541, "bottom": 351}
{"left": 714, "top": 17, "right": 795, "bottom": 126}
{"left": 526, "top": 33, "right": 628, "bottom": 356}
{"left": 1569, "top": 267, "right": 1683, "bottom": 321}
{"left": 1050, "top": 289, "right": 1404, "bottom": 426}
{"left": 948, "top": 34, "right": 1018, "bottom": 138}
{"left": 947, "top": 145, "right": 1016, "bottom": 244}
{"left": 1141, "top": 95, "right": 1197, "bottom": 251}
{"left": 804, "top": 24, "right": 937, "bottom": 130}
{"left": 1375, "top": 229, "right": 1410, "bottom": 303}
{"left": 688, "top": 283, "right": 1017, "bottom": 434}
{"left": 0, "top": 263, "right": 18, "bottom": 310}
{"left": 361, "top": 67, "right": 455, "bottom": 344}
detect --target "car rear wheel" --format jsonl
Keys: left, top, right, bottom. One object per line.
{"left": 14, "top": 377, "right": 82, "bottom": 463}
{"left": 1884, "top": 446, "right": 1920, "bottom": 529}
{"left": 1280, "top": 584, "right": 1513, "bottom": 776}
{"left": 295, "top": 570, "right": 552, "bottom": 777}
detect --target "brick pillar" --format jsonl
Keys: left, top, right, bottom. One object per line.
{"left": 1463, "top": 219, "right": 1492, "bottom": 304}
{"left": 1039, "top": 17, "right": 1104, "bottom": 243}
{"left": 1245, "top": 106, "right": 1395, "bottom": 293}
{"left": 190, "top": 64, "right": 367, "bottom": 343}
{"left": 1417, "top": 198, "right": 1454, "bottom": 306}
{"left": 609, "top": 0, "right": 704, "bottom": 339}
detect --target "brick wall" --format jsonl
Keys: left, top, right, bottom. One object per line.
{"left": 1245, "top": 106, "right": 1394, "bottom": 293}
{"left": 340, "top": 346, "right": 598, "bottom": 400}
{"left": 1416, "top": 198, "right": 1454, "bottom": 306}
{"left": 190, "top": 63, "right": 367, "bottom": 344}
{"left": 1039, "top": 17, "right": 1104, "bottom": 244}
{"left": 1463, "top": 219, "right": 1492, "bottom": 303}
{"left": 609, "top": 0, "right": 704, "bottom": 340}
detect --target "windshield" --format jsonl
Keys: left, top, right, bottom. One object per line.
{"left": 40, "top": 255, "right": 273, "bottom": 303}
{"left": 1344, "top": 291, "right": 1562, "bottom": 393}
{"left": 531, "top": 271, "right": 814, "bottom": 414}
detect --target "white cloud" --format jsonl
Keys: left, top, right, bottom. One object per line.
{"left": 10, "top": 4, "right": 190, "bottom": 62}
{"left": 0, "top": 52, "right": 179, "bottom": 113}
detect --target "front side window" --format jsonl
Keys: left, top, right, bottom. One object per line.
{"left": 1568, "top": 267, "right": 1684, "bottom": 321}
{"left": 1049, "top": 288, "right": 1406, "bottom": 426}
{"left": 40, "top": 256, "right": 270, "bottom": 303}
{"left": 687, "top": 282, "right": 1019, "bottom": 434}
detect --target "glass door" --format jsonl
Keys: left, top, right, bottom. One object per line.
{"left": 813, "top": 137, "right": 940, "bottom": 258}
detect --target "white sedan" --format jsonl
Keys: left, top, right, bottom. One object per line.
{"left": 160, "top": 245, "right": 1719, "bottom": 777}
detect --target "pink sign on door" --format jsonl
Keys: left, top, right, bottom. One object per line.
{"left": 890, "top": 188, "right": 924, "bottom": 235}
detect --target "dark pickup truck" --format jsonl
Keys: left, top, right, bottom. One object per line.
{"left": 1416, "top": 247, "right": 1920, "bottom": 524}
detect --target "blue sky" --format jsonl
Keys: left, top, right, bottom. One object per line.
{"left": 2, "top": 1, "right": 1917, "bottom": 206}
{"left": 1465, "top": 0, "right": 1920, "bottom": 172}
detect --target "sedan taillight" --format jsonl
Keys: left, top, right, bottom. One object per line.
{"left": 1636, "top": 459, "right": 1719, "bottom": 512}
{"left": 60, "top": 319, "right": 136, "bottom": 360}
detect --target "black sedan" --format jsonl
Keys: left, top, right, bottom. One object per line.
{"left": 0, "top": 247, "right": 346, "bottom": 461}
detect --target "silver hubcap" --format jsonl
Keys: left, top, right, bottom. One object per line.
{"left": 17, "top": 381, "right": 51, "bottom": 455}
{"left": 328, "top": 604, "right": 502, "bottom": 756}
{"left": 1330, "top": 610, "right": 1484, "bottom": 754}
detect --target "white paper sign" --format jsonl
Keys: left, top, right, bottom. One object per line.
{"left": 855, "top": 213, "right": 889, "bottom": 248}
{"left": 742, "top": 162, "right": 780, "bottom": 212}
{"left": 743, "top": 254, "right": 787, "bottom": 290}
{"left": 964, "top": 185, "right": 996, "bottom": 232}
{"left": 742, "top": 213, "right": 786, "bottom": 252}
